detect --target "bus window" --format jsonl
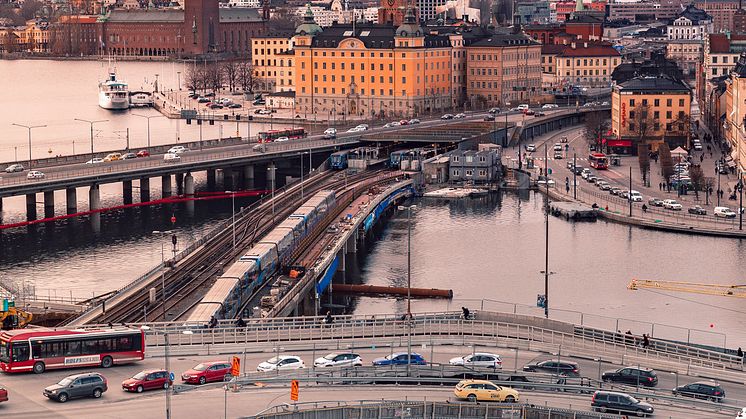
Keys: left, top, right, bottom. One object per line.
{"left": 11, "top": 342, "right": 29, "bottom": 362}
{"left": 0, "top": 341, "right": 9, "bottom": 363}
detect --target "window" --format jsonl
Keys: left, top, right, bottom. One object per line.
{"left": 667, "top": 99, "right": 672, "bottom": 106}
{"left": 654, "top": 99, "right": 659, "bottom": 106}
{"left": 629, "top": 123, "right": 635, "bottom": 131}
{"left": 630, "top": 99, "right": 635, "bottom": 107}
{"left": 713, "top": 56, "right": 718, "bottom": 64}
{"left": 629, "top": 111, "right": 635, "bottom": 119}
{"left": 642, "top": 99, "right": 648, "bottom": 106}
{"left": 679, "top": 99, "right": 685, "bottom": 106}
{"left": 654, "top": 122, "right": 660, "bottom": 131}
{"left": 465, "top": 169, "right": 473, "bottom": 177}
{"left": 653, "top": 111, "right": 659, "bottom": 119}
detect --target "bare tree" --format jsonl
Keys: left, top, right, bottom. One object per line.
{"left": 21, "top": 0, "right": 43, "bottom": 20}
{"left": 638, "top": 144, "right": 650, "bottom": 187}
{"left": 629, "top": 104, "right": 655, "bottom": 147}
{"left": 185, "top": 65, "right": 201, "bottom": 92}
{"left": 269, "top": 7, "right": 301, "bottom": 32}
{"left": 222, "top": 61, "right": 239, "bottom": 92}
{"left": 207, "top": 63, "right": 224, "bottom": 92}
{"left": 689, "top": 165, "right": 704, "bottom": 200}
{"left": 583, "top": 112, "right": 611, "bottom": 151}
{"left": 659, "top": 143, "right": 674, "bottom": 186}
{"left": 237, "top": 61, "right": 258, "bottom": 93}
{"left": 704, "top": 176, "right": 715, "bottom": 205}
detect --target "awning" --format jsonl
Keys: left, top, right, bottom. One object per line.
{"left": 606, "top": 139, "right": 632, "bottom": 147}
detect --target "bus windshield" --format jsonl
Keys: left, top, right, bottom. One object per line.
{"left": 0, "top": 341, "right": 8, "bottom": 363}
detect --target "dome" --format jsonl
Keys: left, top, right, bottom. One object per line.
{"left": 396, "top": 7, "right": 421, "bottom": 37}
{"left": 296, "top": 4, "right": 322, "bottom": 36}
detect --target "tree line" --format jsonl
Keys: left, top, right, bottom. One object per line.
{"left": 184, "top": 61, "right": 258, "bottom": 94}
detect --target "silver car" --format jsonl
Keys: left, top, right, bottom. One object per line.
{"left": 4, "top": 163, "right": 24, "bottom": 173}
{"left": 449, "top": 353, "right": 502, "bottom": 369}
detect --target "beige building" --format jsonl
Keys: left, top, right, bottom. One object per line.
{"left": 251, "top": 33, "right": 295, "bottom": 93}
{"left": 0, "top": 19, "right": 49, "bottom": 53}
{"left": 666, "top": 40, "right": 703, "bottom": 79}
{"left": 724, "top": 54, "right": 746, "bottom": 177}
{"left": 554, "top": 42, "right": 621, "bottom": 88}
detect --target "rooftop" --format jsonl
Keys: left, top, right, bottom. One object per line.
{"left": 556, "top": 43, "right": 621, "bottom": 57}
{"left": 309, "top": 22, "right": 452, "bottom": 49}
{"left": 618, "top": 75, "right": 691, "bottom": 92}
{"left": 106, "top": 9, "right": 184, "bottom": 22}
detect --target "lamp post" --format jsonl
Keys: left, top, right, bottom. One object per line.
{"left": 74, "top": 118, "right": 108, "bottom": 160}
{"left": 177, "top": 71, "right": 181, "bottom": 91}
{"left": 267, "top": 165, "right": 276, "bottom": 222}
{"left": 12, "top": 123, "right": 46, "bottom": 169}
{"left": 132, "top": 114, "right": 164, "bottom": 149}
{"left": 543, "top": 145, "right": 550, "bottom": 319}
{"left": 737, "top": 179, "right": 744, "bottom": 230}
{"left": 152, "top": 230, "right": 172, "bottom": 320}
{"left": 225, "top": 191, "right": 236, "bottom": 249}
{"left": 140, "top": 326, "right": 192, "bottom": 419}
{"left": 397, "top": 204, "right": 417, "bottom": 376}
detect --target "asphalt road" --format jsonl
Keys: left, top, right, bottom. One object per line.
{"left": 0, "top": 344, "right": 741, "bottom": 418}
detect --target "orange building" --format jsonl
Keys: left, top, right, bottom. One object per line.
{"left": 294, "top": 7, "right": 456, "bottom": 119}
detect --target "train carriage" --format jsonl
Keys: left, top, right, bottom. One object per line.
{"left": 239, "top": 243, "right": 278, "bottom": 287}
{"left": 330, "top": 151, "right": 350, "bottom": 170}
{"left": 186, "top": 277, "right": 240, "bottom": 323}
{"left": 259, "top": 228, "right": 296, "bottom": 265}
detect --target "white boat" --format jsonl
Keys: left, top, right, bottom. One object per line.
{"left": 98, "top": 71, "right": 130, "bottom": 110}
{"left": 129, "top": 91, "right": 153, "bottom": 107}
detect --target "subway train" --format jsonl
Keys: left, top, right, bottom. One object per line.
{"left": 185, "top": 190, "right": 337, "bottom": 324}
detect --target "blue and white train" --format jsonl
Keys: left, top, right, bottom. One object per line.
{"left": 185, "top": 190, "right": 337, "bottom": 324}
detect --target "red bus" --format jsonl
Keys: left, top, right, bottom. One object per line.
{"left": 0, "top": 327, "right": 144, "bottom": 374}
{"left": 257, "top": 128, "right": 306, "bottom": 143}
{"left": 588, "top": 153, "right": 609, "bottom": 169}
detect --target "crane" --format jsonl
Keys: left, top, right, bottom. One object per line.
{"left": 0, "top": 300, "right": 33, "bottom": 330}
{"left": 628, "top": 278, "right": 746, "bottom": 299}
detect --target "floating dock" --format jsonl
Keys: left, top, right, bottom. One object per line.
{"left": 549, "top": 202, "right": 598, "bottom": 221}
{"left": 423, "top": 187, "right": 488, "bottom": 199}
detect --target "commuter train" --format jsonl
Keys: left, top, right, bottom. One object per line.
{"left": 330, "top": 150, "right": 350, "bottom": 170}
{"left": 185, "top": 190, "right": 337, "bottom": 323}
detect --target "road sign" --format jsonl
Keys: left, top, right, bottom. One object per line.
{"left": 290, "top": 380, "right": 299, "bottom": 401}
{"left": 231, "top": 356, "right": 240, "bottom": 377}
{"left": 169, "top": 372, "right": 175, "bottom": 381}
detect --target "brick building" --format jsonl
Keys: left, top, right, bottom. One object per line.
{"left": 694, "top": 0, "right": 739, "bottom": 33}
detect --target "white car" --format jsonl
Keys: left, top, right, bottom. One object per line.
{"left": 86, "top": 158, "right": 104, "bottom": 164}
{"left": 257, "top": 109, "right": 272, "bottom": 115}
{"left": 163, "top": 153, "right": 181, "bottom": 162}
{"left": 313, "top": 353, "right": 363, "bottom": 367}
{"left": 5, "top": 163, "right": 24, "bottom": 173}
{"left": 542, "top": 104, "right": 558, "bottom": 109}
{"left": 167, "top": 146, "right": 188, "bottom": 154}
{"left": 736, "top": 407, "right": 746, "bottom": 419}
{"left": 517, "top": 104, "right": 529, "bottom": 111}
{"left": 347, "top": 126, "right": 365, "bottom": 133}
{"left": 27, "top": 170, "right": 45, "bottom": 179}
{"left": 252, "top": 144, "right": 265, "bottom": 152}
{"left": 323, "top": 128, "right": 337, "bottom": 139}
{"left": 454, "top": 113, "right": 466, "bottom": 119}
{"left": 553, "top": 143, "right": 562, "bottom": 152}
{"left": 525, "top": 144, "right": 537, "bottom": 152}
{"left": 449, "top": 353, "right": 502, "bottom": 369}
{"left": 628, "top": 190, "right": 643, "bottom": 202}
{"left": 662, "top": 199, "right": 683, "bottom": 210}
{"left": 714, "top": 206, "right": 737, "bottom": 218}
{"left": 581, "top": 169, "right": 591, "bottom": 179}
{"left": 537, "top": 176, "right": 555, "bottom": 187}
{"left": 275, "top": 136, "right": 290, "bottom": 142}
{"left": 355, "top": 124, "right": 369, "bottom": 131}
{"left": 256, "top": 355, "right": 305, "bottom": 372}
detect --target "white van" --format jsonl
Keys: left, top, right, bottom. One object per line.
{"left": 517, "top": 104, "right": 529, "bottom": 111}
{"left": 628, "top": 190, "right": 643, "bottom": 202}
{"left": 714, "top": 207, "right": 737, "bottom": 218}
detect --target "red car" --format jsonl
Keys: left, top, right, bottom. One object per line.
{"left": 399, "top": 119, "right": 409, "bottom": 125}
{"left": 136, "top": 150, "right": 150, "bottom": 158}
{"left": 523, "top": 109, "right": 535, "bottom": 116}
{"left": 181, "top": 361, "right": 232, "bottom": 385}
{"left": 122, "top": 369, "right": 172, "bottom": 393}
{"left": 0, "top": 386, "right": 7, "bottom": 402}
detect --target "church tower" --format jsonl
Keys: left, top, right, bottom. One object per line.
{"left": 378, "top": 0, "right": 417, "bottom": 26}
{"left": 184, "top": 0, "right": 219, "bottom": 55}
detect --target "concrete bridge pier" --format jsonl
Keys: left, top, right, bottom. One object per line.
{"left": 206, "top": 169, "right": 216, "bottom": 190}
{"left": 140, "top": 177, "right": 150, "bottom": 202}
{"left": 175, "top": 173, "right": 184, "bottom": 195}
{"left": 66, "top": 188, "right": 77, "bottom": 214}
{"left": 25, "top": 193, "right": 37, "bottom": 221}
{"left": 123, "top": 180, "right": 133, "bottom": 205}
{"left": 161, "top": 175, "right": 172, "bottom": 198}
{"left": 184, "top": 173, "right": 195, "bottom": 215}
{"left": 243, "top": 165, "right": 255, "bottom": 190}
{"left": 89, "top": 184, "right": 101, "bottom": 232}
{"left": 43, "top": 191, "right": 55, "bottom": 219}
{"left": 346, "top": 231, "right": 357, "bottom": 254}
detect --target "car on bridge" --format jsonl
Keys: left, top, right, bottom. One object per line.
{"left": 121, "top": 152, "right": 137, "bottom": 160}
{"left": 314, "top": 353, "right": 363, "bottom": 368}
{"left": 167, "top": 146, "right": 188, "bottom": 154}
{"left": 449, "top": 353, "right": 502, "bottom": 369}
{"left": 27, "top": 170, "right": 44, "bottom": 180}
{"left": 522, "top": 360, "right": 579, "bottom": 376}
{"left": 489, "top": 107, "right": 501, "bottom": 114}
{"left": 602, "top": 366, "right": 658, "bottom": 387}
{"left": 454, "top": 380, "right": 519, "bottom": 403}
{"left": 182, "top": 361, "right": 232, "bottom": 385}
{"left": 163, "top": 153, "right": 181, "bottom": 162}
{"left": 4, "top": 163, "right": 24, "bottom": 173}
{"left": 275, "top": 136, "right": 290, "bottom": 142}
{"left": 484, "top": 115, "right": 495, "bottom": 121}
{"left": 440, "top": 114, "right": 454, "bottom": 120}
{"left": 714, "top": 206, "right": 737, "bottom": 218}
{"left": 86, "top": 158, "right": 104, "bottom": 164}
{"left": 688, "top": 205, "right": 707, "bottom": 215}
{"left": 372, "top": 352, "right": 426, "bottom": 366}
{"left": 409, "top": 118, "right": 420, "bottom": 124}
{"left": 121, "top": 369, "right": 171, "bottom": 393}
{"left": 454, "top": 113, "right": 466, "bottom": 119}
{"left": 103, "top": 153, "right": 122, "bottom": 162}
{"left": 257, "top": 355, "right": 305, "bottom": 372}
{"left": 662, "top": 199, "right": 683, "bottom": 210}
{"left": 591, "top": 390, "right": 654, "bottom": 416}
{"left": 525, "top": 144, "right": 536, "bottom": 152}
{"left": 648, "top": 198, "right": 664, "bottom": 207}
{"left": 136, "top": 150, "right": 150, "bottom": 158}
{"left": 542, "top": 104, "right": 559, "bottom": 109}
{"left": 672, "top": 381, "right": 725, "bottom": 402}
{"left": 323, "top": 128, "right": 337, "bottom": 139}
{"left": 43, "top": 372, "right": 108, "bottom": 403}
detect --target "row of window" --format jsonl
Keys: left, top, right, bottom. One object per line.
{"left": 560, "top": 58, "right": 617, "bottom": 67}
{"left": 301, "top": 50, "right": 450, "bottom": 58}
{"left": 452, "top": 155, "right": 488, "bottom": 163}
{"left": 629, "top": 110, "right": 686, "bottom": 119}
{"left": 301, "top": 86, "right": 445, "bottom": 96}
{"left": 628, "top": 122, "right": 686, "bottom": 132}
{"left": 470, "top": 67, "right": 538, "bottom": 76}
{"left": 303, "top": 73, "right": 448, "bottom": 85}
{"left": 628, "top": 98, "right": 686, "bottom": 107}
{"left": 470, "top": 52, "right": 539, "bottom": 61}
{"left": 452, "top": 169, "right": 489, "bottom": 177}
{"left": 565, "top": 69, "right": 609, "bottom": 76}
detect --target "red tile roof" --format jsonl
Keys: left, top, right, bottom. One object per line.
{"left": 556, "top": 44, "right": 620, "bottom": 57}
{"left": 708, "top": 33, "right": 746, "bottom": 53}
{"left": 541, "top": 44, "right": 567, "bottom": 54}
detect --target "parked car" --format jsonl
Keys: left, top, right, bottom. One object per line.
{"left": 484, "top": 115, "right": 495, "bottom": 121}
{"left": 372, "top": 352, "right": 426, "bottom": 366}
{"left": 209, "top": 103, "right": 223, "bottom": 109}
{"left": 27, "top": 170, "right": 45, "bottom": 179}
{"left": 591, "top": 390, "right": 654, "bottom": 416}
{"left": 136, "top": 150, "right": 150, "bottom": 158}
{"left": 602, "top": 367, "right": 658, "bottom": 387}
{"left": 523, "top": 109, "right": 535, "bottom": 116}
{"left": 542, "top": 104, "right": 559, "bottom": 109}
{"left": 163, "top": 153, "right": 181, "bottom": 162}
{"left": 399, "top": 119, "right": 409, "bottom": 125}
{"left": 714, "top": 206, "right": 737, "bottom": 218}
{"left": 103, "top": 153, "right": 122, "bottom": 162}
{"left": 449, "top": 353, "right": 502, "bottom": 369}
{"left": 122, "top": 370, "right": 172, "bottom": 393}
{"left": 182, "top": 361, "right": 232, "bottom": 385}
{"left": 0, "top": 386, "right": 7, "bottom": 403}
{"left": 257, "top": 355, "right": 305, "bottom": 372}
{"left": 662, "top": 199, "right": 683, "bottom": 210}
{"left": 86, "top": 158, "right": 104, "bottom": 164}
{"left": 610, "top": 187, "right": 622, "bottom": 195}
{"left": 688, "top": 205, "right": 707, "bottom": 215}
{"left": 252, "top": 99, "right": 266, "bottom": 106}
{"left": 43, "top": 372, "right": 108, "bottom": 403}
{"left": 536, "top": 176, "right": 555, "bottom": 187}
{"left": 441, "top": 114, "right": 454, "bottom": 120}
{"left": 516, "top": 104, "right": 529, "bottom": 110}
{"left": 313, "top": 353, "right": 362, "bottom": 368}
{"left": 197, "top": 97, "right": 209, "bottom": 103}
{"left": 587, "top": 175, "right": 598, "bottom": 184}
{"left": 167, "top": 146, "right": 188, "bottom": 154}
{"left": 525, "top": 144, "right": 537, "bottom": 152}
{"left": 628, "top": 190, "right": 643, "bottom": 202}
{"left": 323, "top": 128, "right": 337, "bottom": 139}
{"left": 522, "top": 360, "right": 579, "bottom": 376}
{"left": 672, "top": 381, "right": 725, "bottom": 402}
{"left": 4, "top": 163, "right": 24, "bottom": 173}
{"left": 648, "top": 198, "right": 664, "bottom": 207}
{"left": 355, "top": 124, "right": 369, "bottom": 131}
{"left": 409, "top": 118, "right": 421, "bottom": 124}
{"left": 228, "top": 103, "right": 242, "bottom": 109}
{"left": 454, "top": 113, "right": 466, "bottom": 119}
{"left": 347, "top": 126, "right": 364, "bottom": 133}
{"left": 121, "top": 152, "right": 137, "bottom": 160}
{"left": 453, "top": 380, "right": 519, "bottom": 402}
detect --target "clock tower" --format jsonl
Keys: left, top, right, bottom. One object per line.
{"left": 378, "top": 0, "right": 417, "bottom": 26}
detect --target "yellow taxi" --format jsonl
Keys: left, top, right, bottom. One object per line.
{"left": 103, "top": 153, "right": 122, "bottom": 162}
{"left": 454, "top": 379, "right": 520, "bottom": 403}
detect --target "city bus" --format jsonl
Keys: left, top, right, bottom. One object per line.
{"left": 257, "top": 128, "right": 307, "bottom": 143}
{"left": 0, "top": 327, "right": 145, "bottom": 374}
{"left": 588, "top": 152, "right": 609, "bottom": 170}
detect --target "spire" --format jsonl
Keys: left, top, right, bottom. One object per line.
{"left": 575, "top": 0, "right": 584, "bottom": 12}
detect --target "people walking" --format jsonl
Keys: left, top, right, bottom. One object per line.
{"left": 642, "top": 334, "right": 650, "bottom": 348}
{"left": 325, "top": 310, "right": 334, "bottom": 324}
{"left": 236, "top": 317, "right": 246, "bottom": 328}
{"left": 659, "top": 182, "right": 663, "bottom": 191}
{"left": 737, "top": 347, "right": 743, "bottom": 358}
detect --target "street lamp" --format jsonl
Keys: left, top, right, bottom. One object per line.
{"left": 737, "top": 180, "right": 743, "bottom": 230}
{"left": 267, "top": 166, "right": 276, "bottom": 222}
{"left": 152, "top": 230, "right": 173, "bottom": 320}
{"left": 132, "top": 113, "right": 164, "bottom": 149}
{"left": 397, "top": 204, "right": 417, "bottom": 376}
{"left": 74, "top": 118, "right": 108, "bottom": 159}
{"left": 12, "top": 123, "right": 46, "bottom": 169}
{"left": 225, "top": 191, "right": 236, "bottom": 249}
{"left": 140, "top": 326, "right": 192, "bottom": 419}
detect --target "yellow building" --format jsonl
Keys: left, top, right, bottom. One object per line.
{"left": 252, "top": 33, "right": 295, "bottom": 93}
{"left": 554, "top": 42, "right": 621, "bottom": 88}
{"left": 0, "top": 20, "right": 49, "bottom": 53}
{"left": 611, "top": 75, "right": 692, "bottom": 152}
{"left": 294, "top": 7, "right": 457, "bottom": 119}
{"left": 724, "top": 54, "right": 746, "bottom": 177}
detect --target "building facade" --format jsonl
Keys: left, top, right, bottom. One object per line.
{"left": 611, "top": 76, "right": 692, "bottom": 151}
{"left": 693, "top": 0, "right": 739, "bottom": 33}
{"left": 553, "top": 42, "right": 621, "bottom": 88}
{"left": 665, "top": 40, "right": 702, "bottom": 78}
{"left": 667, "top": 5, "right": 713, "bottom": 41}
{"left": 724, "top": 53, "right": 746, "bottom": 176}
{"left": 252, "top": 32, "right": 295, "bottom": 92}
